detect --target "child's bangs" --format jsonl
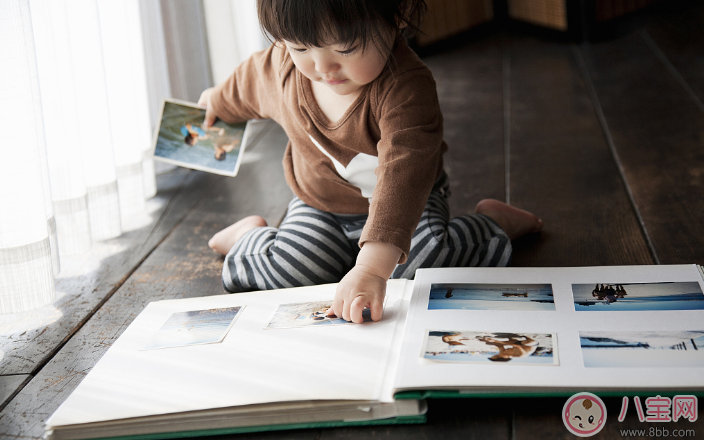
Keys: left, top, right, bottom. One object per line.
{"left": 258, "top": 0, "right": 389, "bottom": 52}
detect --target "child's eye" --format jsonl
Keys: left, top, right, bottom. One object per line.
{"left": 337, "top": 46, "right": 358, "bottom": 56}
{"left": 292, "top": 47, "right": 307, "bottom": 53}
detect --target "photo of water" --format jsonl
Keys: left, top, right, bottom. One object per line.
{"left": 428, "top": 283, "right": 554, "bottom": 311}
{"left": 154, "top": 100, "right": 246, "bottom": 175}
{"left": 580, "top": 331, "right": 704, "bottom": 367}
{"left": 143, "top": 306, "right": 243, "bottom": 350}
{"left": 572, "top": 282, "right": 704, "bottom": 311}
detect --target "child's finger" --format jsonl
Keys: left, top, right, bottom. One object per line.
{"left": 197, "top": 88, "right": 210, "bottom": 107}
{"left": 330, "top": 287, "right": 345, "bottom": 318}
{"left": 349, "top": 296, "right": 368, "bottom": 324}
{"left": 203, "top": 108, "right": 216, "bottom": 129}
{"left": 370, "top": 294, "right": 383, "bottom": 322}
{"left": 342, "top": 297, "right": 353, "bottom": 322}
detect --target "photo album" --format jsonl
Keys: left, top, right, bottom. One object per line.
{"left": 45, "top": 264, "right": 704, "bottom": 440}
{"left": 151, "top": 99, "right": 251, "bottom": 177}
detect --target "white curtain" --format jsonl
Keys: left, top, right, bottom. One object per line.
{"left": 203, "top": 0, "right": 270, "bottom": 85}
{"left": 0, "top": 0, "right": 58, "bottom": 313}
{"left": 0, "top": 0, "right": 157, "bottom": 314}
{"left": 0, "top": 0, "right": 261, "bottom": 315}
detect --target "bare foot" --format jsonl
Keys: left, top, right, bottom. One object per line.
{"left": 208, "top": 215, "right": 267, "bottom": 255}
{"left": 475, "top": 199, "right": 543, "bottom": 240}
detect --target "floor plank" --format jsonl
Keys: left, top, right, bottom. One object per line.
{"left": 0, "top": 126, "right": 292, "bottom": 440}
{"left": 0, "top": 375, "right": 30, "bottom": 409}
{"left": 579, "top": 32, "right": 704, "bottom": 264}
{"left": 507, "top": 36, "right": 653, "bottom": 267}
{"left": 643, "top": 3, "right": 704, "bottom": 107}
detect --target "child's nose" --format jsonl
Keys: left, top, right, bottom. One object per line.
{"left": 314, "top": 54, "right": 339, "bottom": 74}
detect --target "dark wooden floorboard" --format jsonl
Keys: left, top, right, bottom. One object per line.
{"left": 0, "top": 375, "right": 30, "bottom": 411}
{"left": 423, "top": 34, "right": 506, "bottom": 216}
{"left": 579, "top": 32, "right": 704, "bottom": 265}
{"left": 644, "top": 3, "right": 704, "bottom": 107}
{"left": 507, "top": 36, "right": 652, "bottom": 267}
{"left": 0, "top": 126, "right": 292, "bottom": 440}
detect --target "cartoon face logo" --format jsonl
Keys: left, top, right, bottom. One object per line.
{"left": 562, "top": 392, "right": 607, "bottom": 437}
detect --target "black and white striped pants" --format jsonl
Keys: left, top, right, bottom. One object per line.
{"left": 222, "top": 174, "right": 511, "bottom": 292}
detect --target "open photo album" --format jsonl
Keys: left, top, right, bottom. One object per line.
{"left": 151, "top": 99, "right": 252, "bottom": 177}
{"left": 45, "top": 264, "right": 704, "bottom": 440}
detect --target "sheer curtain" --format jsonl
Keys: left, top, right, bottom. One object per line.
{"left": 0, "top": 0, "right": 264, "bottom": 315}
{"left": 0, "top": 0, "right": 157, "bottom": 314}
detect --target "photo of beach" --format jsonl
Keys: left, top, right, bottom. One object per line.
{"left": 422, "top": 331, "right": 557, "bottom": 365}
{"left": 142, "top": 306, "right": 243, "bottom": 350}
{"left": 572, "top": 282, "right": 704, "bottom": 311}
{"left": 266, "top": 301, "right": 373, "bottom": 329}
{"left": 153, "top": 100, "right": 247, "bottom": 176}
{"left": 428, "top": 283, "right": 554, "bottom": 311}
{"left": 580, "top": 331, "right": 704, "bottom": 368}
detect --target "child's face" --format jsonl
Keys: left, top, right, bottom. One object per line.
{"left": 284, "top": 40, "right": 390, "bottom": 96}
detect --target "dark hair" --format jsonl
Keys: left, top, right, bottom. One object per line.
{"left": 257, "top": 0, "right": 426, "bottom": 55}
{"left": 185, "top": 133, "right": 195, "bottom": 146}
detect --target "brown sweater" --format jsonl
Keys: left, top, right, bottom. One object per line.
{"left": 210, "top": 39, "right": 447, "bottom": 263}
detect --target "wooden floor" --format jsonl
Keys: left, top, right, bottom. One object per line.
{"left": 2, "top": 3, "right": 704, "bottom": 439}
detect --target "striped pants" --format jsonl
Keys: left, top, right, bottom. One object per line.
{"left": 222, "top": 174, "right": 511, "bottom": 292}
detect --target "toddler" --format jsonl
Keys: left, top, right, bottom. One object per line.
{"left": 202, "top": 0, "right": 543, "bottom": 324}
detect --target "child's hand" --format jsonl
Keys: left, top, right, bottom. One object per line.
{"left": 198, "top": 87, "right": 217, "bottom": 128}
{"left": 328, "top": 241, "right": 402, "bottom": 323}
{"left": 331, "top": 265, "right": 386, "bottom": 323}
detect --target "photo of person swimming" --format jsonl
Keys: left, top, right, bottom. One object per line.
{"left": 153, "top": 99, "right": 249, "bottom": 176}
{"left": 423, "top": 331, "right": 557, "bottom": 365}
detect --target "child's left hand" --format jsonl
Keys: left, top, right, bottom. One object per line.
{"left": 328, "top": 241, "right": 402, "bottom": 323}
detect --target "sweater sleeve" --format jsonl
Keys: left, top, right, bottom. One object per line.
{"left": 209, "top": 44, "right": 286, "bottom": 123}
{"left": 359, "top": 68, "right": 445, "bottom": 264}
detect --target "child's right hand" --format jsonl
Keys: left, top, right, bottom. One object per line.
{"left": 198, "top": 87, "right": 217, "bottom": 128}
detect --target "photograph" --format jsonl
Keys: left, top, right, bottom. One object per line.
{"left": 152, "top": 99, "right": 249, "bottom": 176}
{"left": 580, "top": 331, "right": 704, "bottom": 368}
{"left": 428, "top": 283, "right": 554, "bottom": 311}
{"left": 422, "top": 331, "right": 558, "bottom": 365}
{"left": 142, "top": 306, "right": 243, "bottom": 350}
{"left": 266, "top": 301, "right": 372, "bottom": 329}
{"left": 572, "top": 282, "right": 704, "bottom": 311}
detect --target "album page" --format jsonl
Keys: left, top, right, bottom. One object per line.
{"left": 47, "top": 279, "right": 414, "bottom": 428}
{"left": 392, "top": 265, "right": 704, "bottom": 394}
